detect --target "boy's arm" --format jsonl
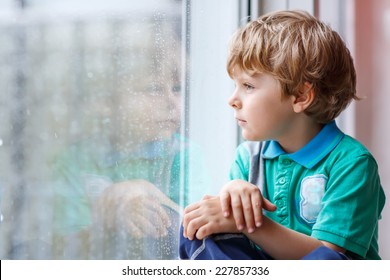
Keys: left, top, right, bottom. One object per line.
{"left": 243, "top": 215, "right": 345, "bottom": 260}
{"left": 182, "top": 194, "right": 345, "bottom": 259}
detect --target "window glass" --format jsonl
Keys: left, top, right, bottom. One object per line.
{"left": 0, "top": 0, "right": 196, "bottom": 259}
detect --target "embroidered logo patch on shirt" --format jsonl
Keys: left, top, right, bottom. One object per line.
{"left": 300, "top": 174, "right": 327, "bottom": 223}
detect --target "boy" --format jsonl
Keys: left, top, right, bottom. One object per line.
{"left": 180, "top": 10, "right": 386, "bottom": 260}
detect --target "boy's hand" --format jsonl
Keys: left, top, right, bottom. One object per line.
{"left": 219, "top": 179, "right": 276, "bottom": 233}
{"left": 182, "top": 195, "right": 239, "bottom": 240}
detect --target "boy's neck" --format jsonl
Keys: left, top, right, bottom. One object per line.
{"left": 277, "top": 117, "right": 324, "bottom": 154}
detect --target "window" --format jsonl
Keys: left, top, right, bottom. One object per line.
{"left": 0, "top": 0, "right": 184, "bottom": 259}
{"left": 4, "top": 0, "right": 386, "bottom": 261}
{"left": 0, "top": 0, "right": 240, "bottom": 259}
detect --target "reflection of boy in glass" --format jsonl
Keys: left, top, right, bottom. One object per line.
{"left": 51, "top": 25, "right": 208, "bottom": 259}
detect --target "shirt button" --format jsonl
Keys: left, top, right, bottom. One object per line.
{"left": 278, "top": 177, "right": 286, "bottom": 184}
{"left": 282, "top": 159, "right": 291, "bottom": 165}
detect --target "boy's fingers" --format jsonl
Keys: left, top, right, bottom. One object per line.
{"left": 182, "top": 213, "right": 192, "bottom": 238}
{"left": 182, "top": 211, "right": 192, "bottom": 238}
{"left": 242, "top": 196, "right": 256, "bottom": 233}
{"left": 186, "top": 216, "right": 204, "bottom": 240}
{"left": 202, "top": 194, "right": 214, "bottom": 200}
{"left": 220, "top": 192, "right": 231, "bottom": 217}
{"left": 251, "top": 192, "right": 263, "bottom": 228}
{"left": 231, "top": 195, "right": 245, "bottom": 231}
{"left": 183, "top": 201, "right": 200, "bottom": 215}
{"left": 195, "top": 224, "right": 211, "bottom": 240}
{"left": 182, "top": 206, "right": 202, "bottom": 238}
{"left": 263, "top": 197, "right": 277, "bottom": 212}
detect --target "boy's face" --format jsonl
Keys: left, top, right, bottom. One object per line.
{"left": 228, "top": 67, "right": 296, "bottom": 142}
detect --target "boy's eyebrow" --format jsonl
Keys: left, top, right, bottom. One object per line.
{"left": 242, "top": 71, "right": 264, "bottom": 80}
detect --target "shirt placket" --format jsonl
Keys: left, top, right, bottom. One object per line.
{"left": 273, "top": 155, "right": 293, "bottom": 225}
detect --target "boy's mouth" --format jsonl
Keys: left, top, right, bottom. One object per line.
{"left": 236, "top": 118, "right": 247, "bottom": 126}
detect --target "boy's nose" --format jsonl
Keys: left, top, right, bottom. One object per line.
{"left": 228, "top": 90, "right": 241, "bottom": 109}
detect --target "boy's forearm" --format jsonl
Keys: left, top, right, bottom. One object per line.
{"left": 242, "top": 216, "right": 324, "bottom": 260}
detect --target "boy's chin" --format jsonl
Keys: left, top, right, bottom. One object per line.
{"left": 241, "top": 132, "right": 261, "bottom": 142}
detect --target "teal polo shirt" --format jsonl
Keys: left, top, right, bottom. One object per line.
{"left": 230, "top": 121, "right": 386, "bottom": 259}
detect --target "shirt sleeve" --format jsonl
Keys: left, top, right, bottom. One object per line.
{"left": 311, "top": 153, "right": 385, "bottom": 259}
{"left": 229, "top": 143, "right": 250, "bottom": 181}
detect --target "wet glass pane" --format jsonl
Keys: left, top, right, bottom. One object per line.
{"left": 0, "top": 0, "right": 208, "bottom": 259}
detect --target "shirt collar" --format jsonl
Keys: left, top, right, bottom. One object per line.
{"left": 262, "top": 121, "right": 344, "bottom": 169}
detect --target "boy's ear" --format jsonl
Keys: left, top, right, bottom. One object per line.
{"left": 291, "top": 82, "right": 315, "bottom": 113}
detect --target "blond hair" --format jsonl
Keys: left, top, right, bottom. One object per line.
{"left": 227, "top": 10, "right": 358, "bottom": 123}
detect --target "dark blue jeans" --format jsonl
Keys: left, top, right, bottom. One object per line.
{"left": 179, "top": 226, "right": 348, "bottom": 260}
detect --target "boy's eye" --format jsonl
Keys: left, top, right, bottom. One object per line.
{"left": 244, "top": 83, "right": 254, "bottom": 91}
